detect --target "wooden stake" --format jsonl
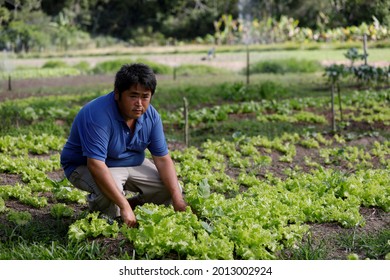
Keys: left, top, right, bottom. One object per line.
{"left": 8, "top": 74, "right": 12, "bottom": 91}
{"left": 337, "top": 82, "right": 343, "bottom": 122}
{"left": 331, "top": 83, "right": 336, "bottom": 132}
{"left": 183, "top": 97, "right": 189, "bottom": 147}
{"left": 363, "top": 34, "right": 368, "bottom": 65}
{"left": 246, "top": 44, "right": 250, "bottom": 85}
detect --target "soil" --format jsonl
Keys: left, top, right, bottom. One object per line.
{"left": 0, "top": 74, "right": 114, "bottom": 102}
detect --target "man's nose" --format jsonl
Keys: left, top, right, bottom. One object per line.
{"left": 135, "top": 96, "right": 142, "bottom": 104}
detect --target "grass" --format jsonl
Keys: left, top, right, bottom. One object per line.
{"left": 243, "top": 48, "right": 390, "bottom": 64}
{"left": 0, "top": 208, "right": 114, "bottom": 260}
{"left": 280, "top": 234, "right": 328, "bottom": 260}
{"left": 337, "top": 229, "right": 390, "bottom": 260}
{"left": 144, "top": 47, "right": 390, "bottom": 69}
{"left": 280, "top": 228, "right": 390, "bottom": 260}
{"left": 16, "top": 40, "right": 390, "bottom": 59}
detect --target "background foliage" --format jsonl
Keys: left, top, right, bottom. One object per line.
{"left": 1, "top": 0, "right": 390, "bottom": 52}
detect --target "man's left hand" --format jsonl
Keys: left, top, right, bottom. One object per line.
{"left": 173, "top": 198, "right": 188, "bottom": 212}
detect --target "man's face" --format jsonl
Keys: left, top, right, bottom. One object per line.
{"left": 115, "top": 84, "right": 152, "bottom": 121}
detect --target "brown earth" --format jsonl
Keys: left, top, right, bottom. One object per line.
{"left": 0, "top": 74, "right": 114, "bottom": 102}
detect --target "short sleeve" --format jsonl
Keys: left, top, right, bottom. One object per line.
{"left": 147, "top": 113, "right": 168, "bottom": 156}
{"left": 78, "top": 107, "right": 110, "bottom": 161}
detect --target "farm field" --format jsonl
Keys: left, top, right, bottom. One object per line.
{"left": 0, "top": 46, "right": 389, "bottom": 260}
{"left": 7, "top": 45, "right": 390, "bottom": 71}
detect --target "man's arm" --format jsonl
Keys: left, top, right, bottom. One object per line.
{"left": 87, "top": 158, "right": 136, "bottom": 227}
{"left": 152, "top": 154, "right": 187, "bottom": 211}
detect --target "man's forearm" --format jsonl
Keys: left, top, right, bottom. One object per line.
{"left": 86, "top": 158, "right": 130, "bottom": 211}
{"left": 152, "top": 154, "right": 187, "bottom": 208}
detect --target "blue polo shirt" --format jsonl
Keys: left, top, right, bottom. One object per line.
{"left": 60, "top": 91, "right": 168, "bottom": 179}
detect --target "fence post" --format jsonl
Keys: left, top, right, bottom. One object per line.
{"left": 8, "top": 74, "right": 12, "bottom": 91}
{"left": 246, "top": 44, "right": 250, "bottom": 85}
{"left": 363, "top": 34, "right": 368, "bottom": 65}
{"left": 183, "top": 97, "right": 189, "bottom": 147}
{"left": 331, "top": 83, "right": 336, "bottom": 132}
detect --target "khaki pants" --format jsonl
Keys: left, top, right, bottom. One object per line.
{"left": 68, "top": 158, "right": 176, "bottom": 217}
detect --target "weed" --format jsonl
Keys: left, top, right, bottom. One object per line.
{"left": 337, "top": 229, "right": 390, "bottom": 260}
{"left": 281, "top": 234, "right": 328, "bottom": 260}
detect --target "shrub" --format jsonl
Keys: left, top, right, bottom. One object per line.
{"left": 73, "top": 61, "right": 90, "bottom": 74}
{"left": 92, "top": 59, "right": 132, "bottom": 74}
{"left": 175, "top": 64, "right": 226, "bottom": 76}
{"left": 220, "top": 81, "right": 287, "bottom": 102}
{"left": 353, "top": 65, "right": 390, "bottom": 85}
{"left": 92, "top": 59, "right": 172, "bottom": 75}
{"left": 248, "top": 58, "right": 322, "bottom": 74}
{"left": 42, "top": 60, "right": 68, "bottom": 68}
{"left": 134, "top": 59, "right": 172, "bottom": 75}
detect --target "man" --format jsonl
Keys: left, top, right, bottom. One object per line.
{"left": 60, "top": 63, "right": 187, "bottom": 227}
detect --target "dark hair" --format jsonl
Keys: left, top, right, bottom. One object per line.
{"left": 114, "top": 63, "right": 157, "bottom": 96}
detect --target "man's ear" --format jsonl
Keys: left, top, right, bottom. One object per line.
{"left": 114, "top": 89, "right": 119, "bottom": 101}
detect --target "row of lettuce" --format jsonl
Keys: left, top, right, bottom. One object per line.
{"left": 0, "top": 130, "right": 389, "bottom": 259}
{"left": 0, "top": 87, "right": 388, "bottom": 137}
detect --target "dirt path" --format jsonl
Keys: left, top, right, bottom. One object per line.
{"left": 0, "top": 74, "right": 114, "bottom": 101}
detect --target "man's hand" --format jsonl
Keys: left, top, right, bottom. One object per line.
{"left": 120, "top": 206, "right": 137, "bottom": 227}
{"left": 172, "top": 197, "right": 188, "bottom": 212}
{"left": 87, "top": 158, "right": 138, "bottom": 227}
{"left": 152, "top": 154, "right": 188, "bottom": 212}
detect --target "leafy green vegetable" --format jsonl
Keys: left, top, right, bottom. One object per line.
{"left": 68, "top": 212, "right": 119, "bottom": 243}
{"left": 0, "top": 197, "right": 6, "bottom": 213}
{"left": 51, "top": 203, "right": 74, "bottom": 218}
{"left": 7, "top": 210, "right": 32, "bottom": 225}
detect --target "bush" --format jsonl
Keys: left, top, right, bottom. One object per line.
{"left": 220, "top": 81, "right": 287, "bottom": 102}
{"left": 42, "top": 60, "right": 68, "bottom": 68}
{"left": 353, "top": 65, "right": 390, "bottom": 85}
{"left": 73, "top": 61, "right": 90, "bottom": 74}
{"left": 175, "top": 64, "right": 226, "bottom": 76}
{"left": 92, "top": 59, "right": 172, "bottom": 75}
{"left": 92, "top": 59, "right": 132, "bottom": 74}
{"left": 250, "top": 61, "right": 285, "bottom": 74}
{"left": 134, "top": 59, "right": 172, "bottom": 75}
{"left": 248, "top": 58, "right": 322, "bottom": 74}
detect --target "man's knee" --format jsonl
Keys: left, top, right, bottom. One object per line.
{"left": 87, "top": 193, "right": 118, "bottom": 216}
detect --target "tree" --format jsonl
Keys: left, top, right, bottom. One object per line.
{"left": 0, "top": 6, "right": 10, "bottom": 25}
{"left": 40, "top": 0, "right": 238, "bottom": 42}
{"left": 234, "top": 0, "right": 390, "bottom": 30}
{"left": 328, "top": 0, "right": 390, "bottom": 28}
